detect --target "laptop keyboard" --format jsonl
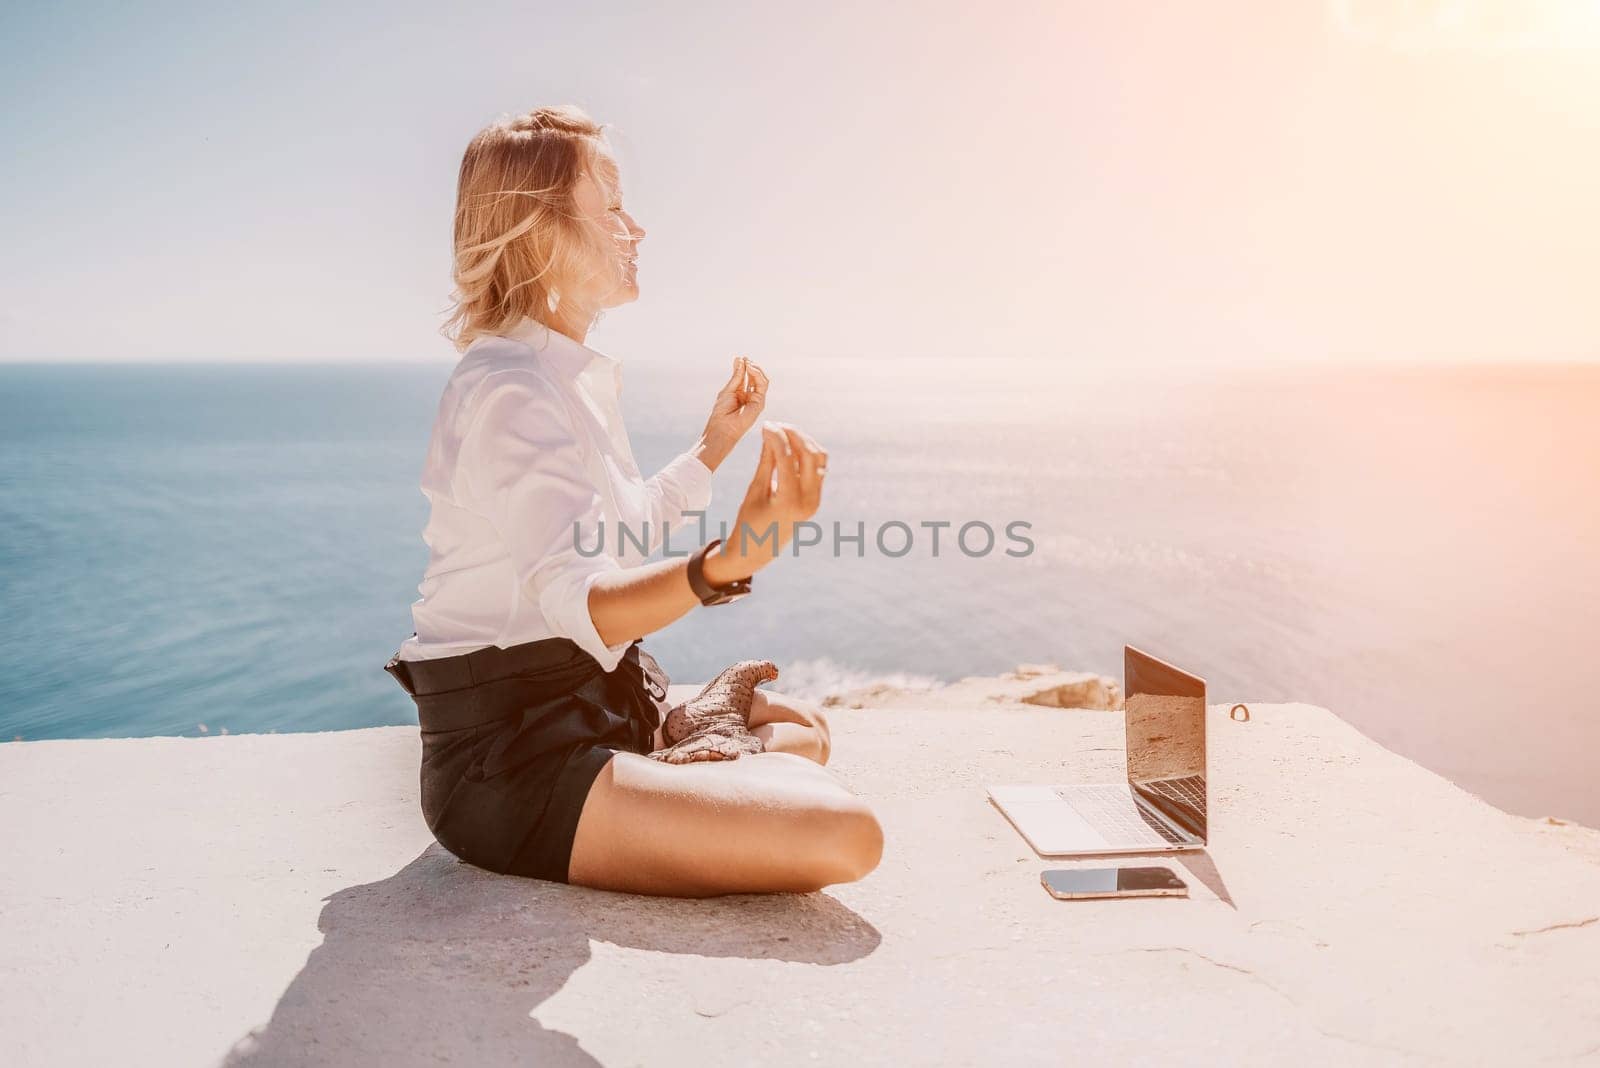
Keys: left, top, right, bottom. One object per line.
{"left": 1138, "top": 774, "right": 1207, "bottom": 830}
{"left": 1054, "top": 783, "right": 1187, "bottom": 846}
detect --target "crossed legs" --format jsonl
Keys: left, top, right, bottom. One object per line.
{"left": 570, "top": 690, "right": 877, "bottom": 896}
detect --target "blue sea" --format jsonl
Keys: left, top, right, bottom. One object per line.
{"left": 3, "top": 359, "right": 1597, "bottom": 826}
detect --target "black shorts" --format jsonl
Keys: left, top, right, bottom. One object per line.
{"left": 383, "top": 636, "right": 673, "bottom": 884}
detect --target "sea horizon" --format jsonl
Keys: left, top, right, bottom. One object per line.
{"left": 3, "top": 358, "right": 1597, "bottom": 828}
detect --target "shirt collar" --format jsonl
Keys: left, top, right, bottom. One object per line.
{"left": 503, "top": 316, "right": 618, "bottom": 380}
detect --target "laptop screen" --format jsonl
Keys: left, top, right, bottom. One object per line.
{"left": 1124, "top": 647, "right": 1208, "bottom": 842}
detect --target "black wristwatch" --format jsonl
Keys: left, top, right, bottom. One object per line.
{"left": 687, "top": 538, "right": 752, "bottom": 606}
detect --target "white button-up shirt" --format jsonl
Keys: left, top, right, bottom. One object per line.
{"left": 397, "top": 316, "right": 713, "bottom": 672}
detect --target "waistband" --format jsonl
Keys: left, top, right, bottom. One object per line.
{"left": 384, "top": 636, "right": 666, "bottom": 741}
{"left": 384, "top": 636, "right": 630, "bottom": 698}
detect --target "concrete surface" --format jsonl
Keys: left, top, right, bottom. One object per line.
{"left": 3, "top": 681, "right": 1599, "bottom": 1066}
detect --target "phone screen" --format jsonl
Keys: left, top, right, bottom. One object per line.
{"left": 1042, "top": 866, "right": 1187, "bottom": 898}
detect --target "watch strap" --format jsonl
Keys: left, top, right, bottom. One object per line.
{"left": 687, "top": 538, "right": 752, "bottom": 606}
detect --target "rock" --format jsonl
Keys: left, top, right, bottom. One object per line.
{"left": 822, "top": 666, "right": 1122, "bottom": 711}
{"left": 1016, "top": 673, "right": 1123, "bottom": 710}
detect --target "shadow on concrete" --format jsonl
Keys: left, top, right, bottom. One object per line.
{"left": 1176, "top": 850, "right": 1235, "bottom": 909}
{"left": 218, "top": 845, "right": 881, "bottom": 1067}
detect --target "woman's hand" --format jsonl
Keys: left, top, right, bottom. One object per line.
{"left": 693, "top": 356, "right": 769, "bottom": 472}
{"left": 702, "top": 422, "right": 827, "bottom": 586}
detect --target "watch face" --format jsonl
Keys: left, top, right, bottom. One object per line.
{"left": 706, "top": 587, "right": 750, "bottom": 606}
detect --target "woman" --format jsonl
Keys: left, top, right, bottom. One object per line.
{"left": 383, "top": 105, "right": 884, "bottom": 897}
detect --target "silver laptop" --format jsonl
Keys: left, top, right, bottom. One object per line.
{"left": 985, "top": 646, "right": 1207, "bottom": 855}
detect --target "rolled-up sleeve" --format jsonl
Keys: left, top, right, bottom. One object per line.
{"left": 643, "top": 451, "right": 714, "bottom": 551}
{"left": 459, "top": 371, "right": 633, "bottom": 673}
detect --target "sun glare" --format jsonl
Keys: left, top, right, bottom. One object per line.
{"left": 1330, "top": 0, "right": 1600, "bottom": 50}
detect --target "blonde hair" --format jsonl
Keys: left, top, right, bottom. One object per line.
{"left": 442, "top": 105, "right": 619, "bottom": 352}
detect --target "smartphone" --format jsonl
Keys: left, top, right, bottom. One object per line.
{"left": 1041, "top": 866, "right": 1188, "bottom": 900}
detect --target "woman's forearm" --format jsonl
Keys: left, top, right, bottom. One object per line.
{"left": 587, "top": 555, "right": 701, "bottom": 648}
{"left": 689, "top": 434, "right": 735, "bottom": 473}
{"left": 587, "top": 542, "right": 748, "bottom": 648}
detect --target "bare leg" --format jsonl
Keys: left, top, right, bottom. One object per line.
{"left": 649, "top": 688, "right": 831, "bottom": 764}
{"left": 567, "top": 750, "right": 882, "bottom": 896}
{"left": 747, "top": 689, "right": 831, "bottom": 764}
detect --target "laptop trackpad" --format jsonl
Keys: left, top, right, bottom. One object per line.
{"left": 987, "top": 786, "right": 1108, "bottom": 855}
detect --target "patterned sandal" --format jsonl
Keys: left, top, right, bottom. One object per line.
{"left": 647, "top": 659, "right": 779, "bottom": 764}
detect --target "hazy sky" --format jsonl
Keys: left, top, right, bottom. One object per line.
{"left": 2, "top": 0, "right": 1597, "bottom": 365}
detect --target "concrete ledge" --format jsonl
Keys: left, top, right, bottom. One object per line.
{"left": 4, "top": 681, "right": 1599, "bottom": 1065}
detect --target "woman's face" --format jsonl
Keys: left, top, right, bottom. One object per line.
{"left": 572, "top": 147, "right": 645, "bottom": 309}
